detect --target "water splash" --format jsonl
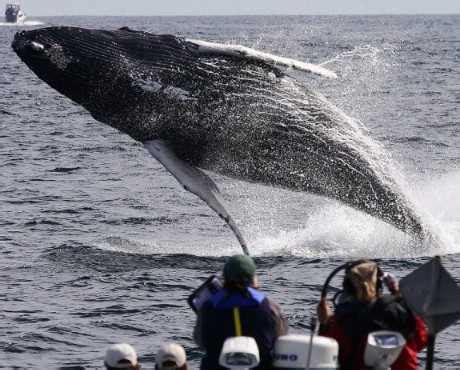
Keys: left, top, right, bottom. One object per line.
{"left": 247, "top": 203, "right": 418, "bottom": 258}
{"left": 314, "top": 43, "right": 398, "bottom": 122}
{"left": 320, "top": 44, "right": 388, "bottom": 70}
{"left": 413, "top": 171, "right": 460, "bottom": 255}
{"left": 241, "top": 170, "right": 460, "bottom": 258}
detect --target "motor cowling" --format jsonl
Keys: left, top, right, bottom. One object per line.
{"left": 273, "top": 334, "right": 339, "bottom": 369}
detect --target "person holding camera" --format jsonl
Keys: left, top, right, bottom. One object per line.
{"left": 193, "top": 254, "right": 288, "bottom": 370}
{"left": 317, "top": 260, "right": 428, "bottom": 370}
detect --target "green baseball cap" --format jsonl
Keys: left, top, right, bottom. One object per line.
{"left": 223, "top": 255, "right": 257, "bottom": 283}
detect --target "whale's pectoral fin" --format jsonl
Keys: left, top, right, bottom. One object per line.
{"left": 186, "top": 38, "right": 337, "bottom": 79}
{"left": 144, "top": 139, "right": 249, "bottom": 255}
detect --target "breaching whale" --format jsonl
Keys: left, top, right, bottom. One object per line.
{"left": 12, "top": 26, "right": 428, "bottom": 254}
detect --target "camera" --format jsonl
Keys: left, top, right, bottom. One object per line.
{"left": 187, "top": 275, "right": 223, "bottom": 313}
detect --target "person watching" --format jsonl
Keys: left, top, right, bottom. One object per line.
{"left": 155, "top": 342, "right": 188, "bottom": 370}
{"left": 104, "top": 343, "right": 140, "bottom": 370}
{"left": 194, "top": 254, "right": 288, "bottom": 370}
{"left": 317, "top": 260, "right": 428, "bottom": 370}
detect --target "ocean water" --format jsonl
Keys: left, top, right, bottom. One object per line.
{"left": 1, "top": 15, "right": 459, "bottom": 369}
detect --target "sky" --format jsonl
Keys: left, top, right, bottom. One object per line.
{"left": 8, "top": 0, "right": 460, "bottom": 16}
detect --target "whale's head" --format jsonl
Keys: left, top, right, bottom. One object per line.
{"left": 12, "top": 26, "right": 203, "bottom": 139}
{"left": 12, "top": 27, "right": 117, "bottom": 107}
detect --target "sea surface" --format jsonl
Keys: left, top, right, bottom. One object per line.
{"left": 1, "top": 15, "right": 459, "bottom": 369}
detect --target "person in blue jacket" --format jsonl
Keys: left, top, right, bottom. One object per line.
{"left": 194, "top": 254, "right": 288, "bottom": 370}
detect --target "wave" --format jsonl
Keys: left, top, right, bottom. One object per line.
{"left": 0, "top": 20, "right": 44, "bottom": 27}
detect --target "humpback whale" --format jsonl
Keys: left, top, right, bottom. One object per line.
{"left": 12, "top": 26, "right": 427, "bottom": 254}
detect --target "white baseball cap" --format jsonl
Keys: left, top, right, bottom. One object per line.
{"left": 105, "top": 343, "right": 138, "bottom": 369}
{"left": 156, "top": 343, "right": 186, "bottom": 368}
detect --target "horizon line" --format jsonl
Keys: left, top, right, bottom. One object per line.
{"left": 28, "top": 12, "right": 460, "bottom": 17}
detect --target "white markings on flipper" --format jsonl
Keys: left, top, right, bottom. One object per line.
{"left": 144, "top": 139, "right": 249, "bottom": 255}
{"left": 187, "top": 38, "right": 337, "bottom": 79}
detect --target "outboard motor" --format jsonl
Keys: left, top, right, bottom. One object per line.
{"left": 273, "top": 334, "right": 339, "bottom": 369}
{"left": 364, "top": 331, "right": 406, "bottom": 370}
{"left": 219, "top": 336, "right": 260, "bottom": 370}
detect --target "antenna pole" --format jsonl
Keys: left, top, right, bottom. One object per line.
{"left": 306, "top": 317, "right": 318, "bottom": 369}
{"left": 425, "top": 334, "right": 436, "bottom": 370}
